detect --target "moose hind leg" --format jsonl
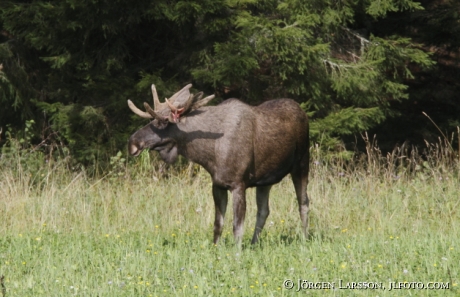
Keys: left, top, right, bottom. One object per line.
{"left": 291, "top": 168, "right": 310, "bottom": 238}
{"left": 251, "top": 185, "right": 271, "bottom": 244}
{"left": 212, "top": 184, "right": 228, "bottom": 244}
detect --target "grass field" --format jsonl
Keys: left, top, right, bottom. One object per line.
{"left": 0, "top": 143, "right": 459, "bottom": 296}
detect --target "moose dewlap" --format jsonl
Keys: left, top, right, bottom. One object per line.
{"left": 128, "top": 84, "right": 310, "bottom": 245}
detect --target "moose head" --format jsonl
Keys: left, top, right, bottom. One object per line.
{"left": 127, "top": 84, "right": 215, "bottom": 160}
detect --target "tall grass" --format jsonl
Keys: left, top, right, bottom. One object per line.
{"left": 0, "top": 135, "right": 459, "bottom": 296}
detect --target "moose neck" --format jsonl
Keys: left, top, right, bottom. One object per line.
{"left": 172, "top": 109, "right": 221, "bottom": 175}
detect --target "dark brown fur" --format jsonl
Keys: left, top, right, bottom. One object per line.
{"left": 129, "top": 98, "right": 310, "bottom": 245}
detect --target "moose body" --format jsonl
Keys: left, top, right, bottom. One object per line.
{"left": 128, "top": 85, "right": 309, "bottom": 245}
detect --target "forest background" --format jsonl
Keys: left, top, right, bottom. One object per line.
{"left": 1, "top": 0, "right": 459, "bottom": 171}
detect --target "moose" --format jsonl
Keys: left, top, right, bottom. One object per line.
{"left": 128, "top": 84, "right": 310, "bottom": 245}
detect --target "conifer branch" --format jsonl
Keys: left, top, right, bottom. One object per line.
{"left": 282, "top": 22, "right": 298, "bottom": 30}
{"left": 340, "top": 26, "right": 370, "bottom": 45}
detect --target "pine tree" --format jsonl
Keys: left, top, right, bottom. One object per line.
{"left": 372, "top": 0, "right": 460, "bottom": 147}
{"left": 0, "top": 0, "right": 437, "bottom": 165}
{"left": 190, "top": 0, "right": 434, "bottom": 150}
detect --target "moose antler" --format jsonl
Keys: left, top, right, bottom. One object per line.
{"left": 127, "top": 99, "right": 153, "bottom": 119}
{"left": 191, "top": 94, "right": 215, "bottom": 110}
{"left": 151, "top": 83, "right": 192, "bottom": 112}
{"left": 166, "top": 92, "right": 216, "bottom": 122}
{"left": 128, "top": 84, "right": 214, "bottom": 123}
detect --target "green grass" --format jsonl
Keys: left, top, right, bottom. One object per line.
{"left": 0, "top": 146, "right": 459, "bottom": 296}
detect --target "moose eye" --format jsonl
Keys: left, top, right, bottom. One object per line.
{"left": 153, "top": 118, "right": 169, "bottom": 129}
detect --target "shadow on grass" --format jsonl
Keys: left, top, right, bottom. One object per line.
{"left": 161, "top": 238, "right": 178, "bottom": 248}
{"left": 156, "top": 228, "right": 333, "bottom": 250}
{"left": 248, "top": 228, "right": 334, "bottom": 250}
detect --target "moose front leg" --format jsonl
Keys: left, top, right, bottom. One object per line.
{"left": 251, "top": 185, "right": 272, "bottom": 244}
{"left": 212, "top": 184, "right": 228, "bottom": 244}
{"left": 231, "top": 185, "right": 247, "bottom": 246}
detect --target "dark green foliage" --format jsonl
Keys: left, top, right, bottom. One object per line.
{"left": 191, "top": 0, "right": 434, "bottom": 149}
{"left": 359, "top": 0, "right": 460, "bottom": 151}
{"left": 0, "top": 0, "right": 449, "bottom": 170}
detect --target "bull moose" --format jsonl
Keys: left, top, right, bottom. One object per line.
{"left": 127, "top": 84, "right": 310, "bottom": 245}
